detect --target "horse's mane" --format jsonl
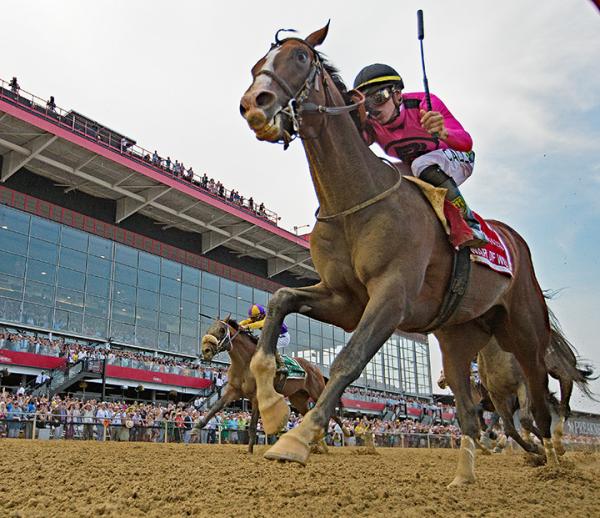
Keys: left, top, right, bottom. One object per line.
{"left": 316, "top": 51, "right": 348, "bottom": 95}
{"left": 315, "top": 51, "right": 362, "bottom": 131}
{"left": 226, "top": 318, "right": 258, "bottom": 344}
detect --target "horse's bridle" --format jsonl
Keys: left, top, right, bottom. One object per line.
{"left": 255, "top": 37, "right": 365, "bottom": 149}
{"left": 205, "top": 321, "right": 240, "bottom": 356}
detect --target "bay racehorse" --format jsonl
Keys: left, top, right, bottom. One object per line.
{"left": 198, "top": 317, "right": 347, "bottom": 453}
{"left": 240, "top": 23, "right": 568, "bottom": 485}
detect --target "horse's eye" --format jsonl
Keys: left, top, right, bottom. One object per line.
{"left": 297, "top": 51, "right": 308, "bottom": 64}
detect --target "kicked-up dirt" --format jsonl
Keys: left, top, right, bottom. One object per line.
{"left": 0, "top": 440, "right": 598, "bottom": 517}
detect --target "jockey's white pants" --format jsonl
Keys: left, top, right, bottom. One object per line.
{"left": 411, "top": 149, "right": 475, "bottom": 187}
{"left": 277, "top": 332, "right": 290, "bottom": 350}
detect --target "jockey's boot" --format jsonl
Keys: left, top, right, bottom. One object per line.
{"left": 419, "top": 165, "right": 488, "bottom": 249}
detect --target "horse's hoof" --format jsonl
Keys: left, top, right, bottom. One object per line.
{"left": 447, "top": 475, "right": 476, "bottom": 488}
{"left": 264, "top": 433, "right": 310, "bottom": 465}
{"left": 260, "top": 393, "right": 290, "bottom": 435}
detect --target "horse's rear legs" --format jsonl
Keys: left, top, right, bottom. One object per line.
{"left": 495, "top": 330, "right": 557, "bottom": 465}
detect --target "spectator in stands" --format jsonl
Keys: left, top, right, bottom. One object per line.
{"left": 152, "top": 150, "right": 160, "bottom": 166}
{"left": 248, "top": 197, "right": 254, "bottom": 211}
{"left": 185, "top": 166, "right": 194, "bottom": 182}
{"left": 46, "top": 96, "right": 56, "bottom": 113}
{"left": 258, "top": 202, "right": 265, "bottom": 216}
{"left": 7, "top": 400, "right": 23, "bottom": 438}
{"left": 173, "top": 160, "right": 181, "bottom": 177}
{"left": 9, "top": 77, "right": 20, "bottom": 95}
{"left": 201, "top": 173, "right": 208, "bottom": 189}
{"left": 164, "top": 157, "right": 172, "bottom": 171}
{"left": 82, "top": 402, "right": 95, "bottom": 440}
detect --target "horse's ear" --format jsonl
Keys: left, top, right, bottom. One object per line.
{"left": 305, "top": 21, "right": 330, "bottom": 48}
{"left": 224, "top": 313, "right": 231, "bottom": 322}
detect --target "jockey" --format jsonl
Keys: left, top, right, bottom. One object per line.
{"left": 353, "top": 63, "right": 488, "bottom": 248}
{"left": 239, "top": 304, "right": 290, "bottom": 374}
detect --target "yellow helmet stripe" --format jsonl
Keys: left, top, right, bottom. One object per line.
{"left": 355, "top": 75, "right": 403, "bottom": 90}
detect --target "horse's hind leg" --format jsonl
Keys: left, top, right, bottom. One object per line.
{"left": 553, "top": 378, "right": 572, "bottom": 456}
{"left": 436, "top": 323, "right": 492, "bottom": 487}
{"left": 491, "top": 391, "right": 543, "bottom": 456}
{"left": 495, "top": 318, "right": 557, "bottom": 465}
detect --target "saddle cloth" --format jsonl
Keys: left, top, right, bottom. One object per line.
{"left": 405, "top": 176, "right": 513, "bottom": 277}
{"left": 283, "top": 355, "right": 306, "bottom": 380}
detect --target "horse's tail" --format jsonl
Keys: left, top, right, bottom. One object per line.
{"left": 544, "top": 292, "right": 598, "bottom": 401}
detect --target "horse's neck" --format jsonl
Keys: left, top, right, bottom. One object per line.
{"left": 301, "top": 75, "right": 396, "bottom": 217}
{"left": 229, "top": 335, "right": 256, "bottom": 370}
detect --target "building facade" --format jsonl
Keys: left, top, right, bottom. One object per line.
{"left": 0, "top": 198, "right": 431, "bottom": 396}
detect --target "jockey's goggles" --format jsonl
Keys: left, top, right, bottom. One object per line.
{"left": 364, "top": 87, "right": 394, "bottom": 111}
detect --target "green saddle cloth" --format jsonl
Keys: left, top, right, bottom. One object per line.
{"left": 282, "top": 355, "right": 306, "bottom": 379}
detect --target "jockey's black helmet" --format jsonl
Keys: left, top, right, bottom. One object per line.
{"left": 353, "top": 64, "right": 404, "bottom": 92}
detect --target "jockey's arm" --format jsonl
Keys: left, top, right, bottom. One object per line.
{"left": 420, "top": 94, "right": 473, "bottom": 152}
{"left": 239, "top": 318, "right": 265, "bottom": 331}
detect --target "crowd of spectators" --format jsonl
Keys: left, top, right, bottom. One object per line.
{"left": 0, "top": 391, "right": 461, "bottom": 446}
{"left": 0, "top": 330, "right": 227, "bottom": 381}
{"left": 1, "top": 390, "right": 599, "bottom": 451}
{"left": 1, "top": 77, "right": 278, "bottom": 225}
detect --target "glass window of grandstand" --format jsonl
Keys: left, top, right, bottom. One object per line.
{"left": 0, "top": 205, "right": 429, "bottom": 393}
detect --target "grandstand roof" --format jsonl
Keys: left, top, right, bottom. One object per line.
{"left": 0, "top": 83, "right": 317, "bottom": 281}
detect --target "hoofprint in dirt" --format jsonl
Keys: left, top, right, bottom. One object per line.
{"left": 0, "top": 441, "right": 598, "bottom": 518}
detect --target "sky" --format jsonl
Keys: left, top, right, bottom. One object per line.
{"left": 2, "top": 1, "right": 599, "bottom": 411}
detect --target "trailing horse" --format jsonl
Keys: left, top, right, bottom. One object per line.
{"left": 197, "top": 317, "right": 347, "bottom": 452}
{"left": 240, "top": 23, "right": 572, "bottom": 485}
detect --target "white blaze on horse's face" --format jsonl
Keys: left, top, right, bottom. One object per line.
{"left": 240, "top": 46, "right": 286, "bottom": 142}
{"left": 254, "top": 46, "right": 280, "bottom": 92}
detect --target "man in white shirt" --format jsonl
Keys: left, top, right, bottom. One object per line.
{"left": 95, "top": 403, "right": 108, "bottom": 440}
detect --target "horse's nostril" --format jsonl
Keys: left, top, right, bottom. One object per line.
{"left": 256, "top": 91, "right": 275, "bottom": 109}
{"left": 239, "top": 104, "right": 247, "bottom": 116}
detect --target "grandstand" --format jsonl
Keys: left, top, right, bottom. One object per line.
{"left": 0, "top": 77, "right": 432, "bottom": 411}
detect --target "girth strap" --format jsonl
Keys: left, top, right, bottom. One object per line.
{"left": 420, "top": 247, "right": 472, "bottom": 334}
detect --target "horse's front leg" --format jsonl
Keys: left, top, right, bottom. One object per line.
{"left": 247, "top": 405, "right": 259, "bottom": 454}
{"left": 263, "top": 280, "right": 405, "bottom": 465}
{"left": 250, "top": 283, "right": 360, "bottom": 435}
{"left": 436, "top": 324, "right": 491, "bottom": 487}
{"left": 193, "top": 386, "right": 241, "bottom": 431}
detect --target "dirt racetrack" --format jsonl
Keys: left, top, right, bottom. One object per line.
{"left": 1, "top": 440, "right": 599, "bottom": 518}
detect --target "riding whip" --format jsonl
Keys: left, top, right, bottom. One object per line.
{"left": 417, "top": 10, "right": 432, "bottom": 112}
{"left": 417, "top": 10, "right": 439, "bottom": 140}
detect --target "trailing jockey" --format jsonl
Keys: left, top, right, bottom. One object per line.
{"left": 353, "top": 63, "right": 488, "bottom": 248}
{"left": 239, "top": 304, "right": 290, "bottom": 375}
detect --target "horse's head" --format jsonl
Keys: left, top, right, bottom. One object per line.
{"left": 201, "top": 316, "right": 236, "bottom": 361}
{"left": 239, "top": 23, "right": 332, "bottom": 146}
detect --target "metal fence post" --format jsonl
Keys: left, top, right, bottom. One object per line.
{"left": 401, "top": 433, "right": 405, "bottom": 448}
{"left": 32, "top": 413, "right": 37, "bottom": 440}
{"left": 164, "top": 421, "right": 168, "bottom": 443}
{"left": 427, "top": 433, "right": 431, "bottom": 449}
